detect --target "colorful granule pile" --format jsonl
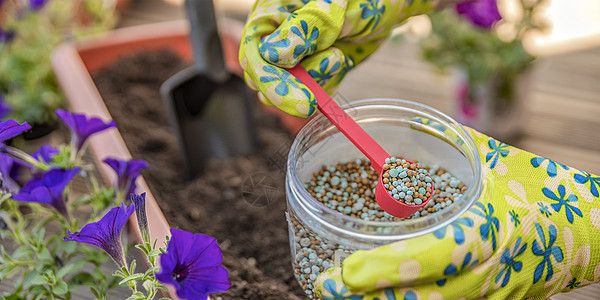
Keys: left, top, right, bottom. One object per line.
{"left": 381, "top": 157, "right": 432, "bottom": 205}
{"left": 303, "top": 158, "right": 467, "bottom": 220}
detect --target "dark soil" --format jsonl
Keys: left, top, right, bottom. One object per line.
{"left": 92, "top": 50, "right": 305, "bottom": 299}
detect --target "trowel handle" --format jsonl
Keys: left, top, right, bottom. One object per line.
{"left": 185, "top": 0, "right": 227, "bottom": 80}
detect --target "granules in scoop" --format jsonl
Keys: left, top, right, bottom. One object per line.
{"left": 381, "top": 157, "right": 432, "bottom": 205}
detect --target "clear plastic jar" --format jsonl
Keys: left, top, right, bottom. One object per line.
{"left": 285, "top": 99, "right": 484, "bottom": 298}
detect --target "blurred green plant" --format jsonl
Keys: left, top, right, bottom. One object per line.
{"left": 0, "top": 0, "right": 117, "bottom": 126}
{"left": 419, "top": 0, "right": 548, "bottom": 104}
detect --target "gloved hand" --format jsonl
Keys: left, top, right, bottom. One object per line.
{"left": 315, "top": 127, "right": 600, "bottom": 299}
{"left": 239, "top": 0, "right": 436, "bottom": 117}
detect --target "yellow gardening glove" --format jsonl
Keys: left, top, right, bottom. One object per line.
{"left": 239, "top": 0, "right": 437, "bottom": 117}
{"left": 315, "top": 127, "right": 600, "bottom": 299}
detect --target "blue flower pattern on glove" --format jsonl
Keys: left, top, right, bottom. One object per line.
{"left": 471, "top": 202, "right": 500, "bottom": 250}
{"left": 336, "top": 56, "right": 355, "bottom": 84}
{"left": 496, "top": 237, "right": 527, "bottom": 287}
{"left": 373, "top": 288, "right": 397, "bottom": 300}
{"left": 574, "top": 171, "right": 600, "bottom": 197}
{"left": 509, "top": 210, "right": 520, "bottom": 227}
{"left": 567, "top": 278, "right": 581, "bottom": 289}
{"left": 537, "top": 202, "right": 552, "bottom": 217}
{"left": 260, "top": 65, "right": 299, "bottom": 96}
{"left": 531, "top": 157, "right": 569, "bottom": 177}
{"left": 532, "top": 223, "right": 563, "bottom": 283}
{"left": 436, "top": 252, "right": 478, "bottom": 286}
{"left": 259, "top": 31, "right": 290, "bottom": 63}
{"left": 433, "top": 217, "right": 474, "bottom": 245}
{"left": 278, "top": 4, "right": 298, "bottom": 12}
{"left": 308, "top": 58, "right": 341, "bottom": 86}
{"left": 360, "top": 0, "right": 386, "bottom": 30}
{"left": 403, "top": 291, "right": 416, "bottom": 300}
{"left": 292, "top": 20, "right": 319, "bottom": 59}
{"left": 322, "top": 279, "right": 364, "bottom": 300}
{"left": 486, "top": 140, "right": 510, "bottom": 169}
{"left": 543, "top": 185, "right": 582, "bottom": 224}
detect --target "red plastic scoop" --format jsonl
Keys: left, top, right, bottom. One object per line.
{"left": 289, "top": 65, "right": 433, "bottom": 218}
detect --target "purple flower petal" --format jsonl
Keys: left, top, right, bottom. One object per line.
{"left": 131, "top": 193, "right": 150, "bottom": 244}
{"left": 456, "top": 0, "right": 502, "bottom": 28}
{"left": 12, "top": 168, "right": 79, "bottom": 218}
{"left": 156, "top": 228, "right": 230, "bottom": 299}
{"left": 32, "top": 143, "right": 58, "bottom": 163}
{"left": 29, "top": 0, "right": 49, "bottom": 10}
{"left": 103, "top": 158, "right": 149, "bottom": 197}
{"left": 0, "top": 153, "right": 21, "bottom": 193}
{"left": 0, "top": 28, "right": 16, "bottom": 44}
{"left": 55, "top": 109, "right": 116, "bottom": 151}
{"left": 64, "top": 203, "right": 134, "bottom": 268}
{"left": 0, "top": 120, "right": 31, "bottom": 143}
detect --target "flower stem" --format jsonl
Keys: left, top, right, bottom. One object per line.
{"left": 1, "top": 145, "right": 50, "bottom": 171}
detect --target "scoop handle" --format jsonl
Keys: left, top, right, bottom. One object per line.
{"left": 185, "top": 0, "right": 227, "bottom": 80}
{"left": 289, "top": 65, "right": 389, "bottom": 173}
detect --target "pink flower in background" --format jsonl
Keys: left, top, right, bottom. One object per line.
{"left": 456, "top": 0, "right": 502, "bottom": 28}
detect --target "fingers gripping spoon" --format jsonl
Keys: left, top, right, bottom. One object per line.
{"left": 288, "top": 65, "right": 433, "bottom": 218}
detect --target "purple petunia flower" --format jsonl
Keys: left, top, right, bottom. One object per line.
{"left": 0, "top": 153, "right": 21, "bottom": 193}
{"left": 456, "top": 0, "right": 502, "bottom": 28}
{"left": 12, "top": 168, "right": 80, "bottom": 219}
{"left": 32, "top": 143, "right": 58, "bottom": 163}
{"left": 55, "top": 109, "right": 116, "bottom": 152}
{"left": 29, "top": 0, "right": 50, "bottom": 10}
{"left": 64, "top": 203, "right": 134, "bottom": 268}
{"left": 0, "top": 94, "right": 12, "bottom": 119}
{"left": 0, "top": 120, "right": 31, "bottom": 143}
{"left": 103, "top": 158, "right": 149, "bottom": 199}
{"left": 156, "top": 228, "right": 230, "bottom": 299}
{"left": 0, "top": 28, "right": 16, "bottom": 44}
{"left": 130, "top": 193, "right": 150, "bottom": 244}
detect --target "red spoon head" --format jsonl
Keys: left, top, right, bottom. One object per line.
{"left": 374, "top": 161, "right": 434, "bottom": 219}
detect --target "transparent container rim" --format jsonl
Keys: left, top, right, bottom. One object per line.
{"left": 286, "top": 98, "right": 483, "bottom": 240}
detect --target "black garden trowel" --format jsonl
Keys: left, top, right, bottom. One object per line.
{"left": 161, "top": 0, "right": 256, "bottom": 179}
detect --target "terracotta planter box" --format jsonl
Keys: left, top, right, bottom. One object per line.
{"left": 50, "top": 19, "right": 290, "bottom": 299}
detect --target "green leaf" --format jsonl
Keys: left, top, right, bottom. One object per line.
{"left": 12, "top": 246, "right": 34, "bottom": 259}
{"left": 92, "top": 266, "right": 108, "bottom": 281}
{"left": 99, "top": 273, "right": 122, "bottom": 293}
{"left": 142, "top": 280, "right": 154, "bottom": 293}
{"left": 57, "top": 259, "right": 85, "bottom": 280}
{"left": 125, "top": 292, "right": 146, "bottom": 300}
{"left": 118, "top": 273, "right": 145, "bottom": 286}
{"left": 51, "top": 281, "right": 68, "bottom": 295}
{"left": 3, "top": 294, "right": 26, "bottom": 300}
{"left": 134, "top": 244, "right": 150, "bottom": 255}
{"left": 147, "top": 248, "right": 162, "bottom": 257}
{"left": 68, "top": 272, "right": 95, "bottom": 287}
{"left": 62, "top": 241, "right": 77, "bottom": 255}
{"left": 90, "top": 287, "right": 101, "bottom": 298}
{"left": 37, "top": 247, "right": 52, "bottom": 261}
{"left": 30, "top": 285, "right": 47, "bottom": 296}
{"left": 129, "top": 259, "right": 137, "bottom": 274}
{"left": 22, "top": 270, "right": 47, "bottom": 289}
{"left": 143, "top": 266, "right": 159, "bottom": 279}
{"left": 35, "top": 227, "right": 46, "bottom": 247}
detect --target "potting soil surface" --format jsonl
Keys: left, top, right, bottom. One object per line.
{"left": 93, "top": 50, "right": 305, "bottom": 299}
